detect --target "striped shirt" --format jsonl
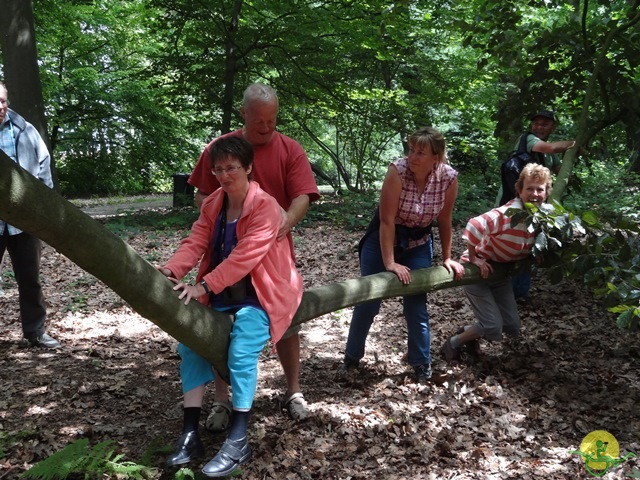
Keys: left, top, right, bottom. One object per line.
{"left": 461, "top": 198, "right": 537, "bottom": 263}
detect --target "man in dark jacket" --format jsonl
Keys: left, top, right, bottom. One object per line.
{"left": 0, "top": 81, "right": 59, "bottom": 348}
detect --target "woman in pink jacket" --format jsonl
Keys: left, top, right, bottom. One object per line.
{"left": 158, "top": 136, "right": 303, "bottom": 477}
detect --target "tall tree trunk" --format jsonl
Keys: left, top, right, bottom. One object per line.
{"left": 0, "top": 0, "right": 57, "bottom": 188}
{"left": 220, "top": 0, "right": 243, "bottom": 133}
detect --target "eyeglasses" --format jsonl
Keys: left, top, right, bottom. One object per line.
{"left": 212, "top": 165, "right": 243, "bottom": 176}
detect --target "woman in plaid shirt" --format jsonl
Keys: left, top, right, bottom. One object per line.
{"left": 339, "top": 127, "right": 465, "bottom": 382}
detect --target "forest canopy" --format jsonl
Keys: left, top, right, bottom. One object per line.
{"left": 0, "top": 0, "right": 639, "bottom": 202}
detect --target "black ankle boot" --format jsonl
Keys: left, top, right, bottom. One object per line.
{"left": 167, "top": 431, "right": 204, "bottom": 466}
{"left": 201, "top": 437, "right": 251, "bottom": 477}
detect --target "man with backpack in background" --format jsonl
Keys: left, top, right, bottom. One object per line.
{"left": 516, "top": 110, "right": 577, "bottom": 175}
{"left": 498, "top": 110, "right": 578, "bottom": 302}
{"left": 499, "top": 110, "right": 578, "bottom": 205}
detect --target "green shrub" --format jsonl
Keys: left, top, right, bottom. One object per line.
{"left": 517, "top": 201, "right": 640, "bottom": 330}
{"left": 563, "top": 160, "right": 640, "bottom": 220}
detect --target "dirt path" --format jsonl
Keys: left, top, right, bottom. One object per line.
{"left": 73, "top": 194, "right": 174, "bottom": 218}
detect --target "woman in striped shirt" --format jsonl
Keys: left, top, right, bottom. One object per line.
{"left": 441, "top": 163, "right": 553, "bottom": 363}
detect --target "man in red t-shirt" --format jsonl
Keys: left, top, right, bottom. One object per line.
{"left": 189, "top": 83, "right": 319, "bottom": 426}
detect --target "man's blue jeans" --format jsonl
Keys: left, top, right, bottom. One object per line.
{"left": 512, "top": 271, "right": 532, "bottom": 299}
{"left": 344, "top": 231, "right": 433, "bottom": 368}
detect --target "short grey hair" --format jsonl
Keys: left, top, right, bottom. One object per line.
{"left": 242, "top": 83, "right": 278, "bottom": 110}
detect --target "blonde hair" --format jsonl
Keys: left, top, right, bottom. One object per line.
{"left": 515, "top": 163, "right": 553, "bottom": 197}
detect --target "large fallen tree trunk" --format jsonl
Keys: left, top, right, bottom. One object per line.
{"left": 0, "top": 152, "right": 523, "bottom": 378}
{"left": 0, "top": 151, "right": 235, "bottom": 378}
{"left": 290, "top": 261, "right": 521, "bottom": 328}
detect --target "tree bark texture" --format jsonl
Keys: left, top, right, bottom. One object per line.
{"left": 0, "top": 0, "right": 52, "bottom": 157}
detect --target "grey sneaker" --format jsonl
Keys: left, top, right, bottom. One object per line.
{"left": 282, "top": 392, "right": 309, "bottom": 420}
{"left": 25, "top": 333, "right": 60, "bottom": 349}
{"left": 455, "top": 327, "right": 481, "bottom": 356}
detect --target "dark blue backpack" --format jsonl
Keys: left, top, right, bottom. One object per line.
{"left": 498, "top": 133, "right": 544, "bottom": 206}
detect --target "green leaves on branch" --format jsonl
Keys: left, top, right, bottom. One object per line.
{"left": 511, "top": 202, "right": 640, "bottom": 330}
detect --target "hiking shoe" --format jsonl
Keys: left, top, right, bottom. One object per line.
{"left": 282, "top": 392, "right": 309, "bottom": 420}
{"left": 25, "top": 333, "right": 61, "bottom": 349}
{"left": 413, "top": 364, "right": 432, "bottom": 382}
{"left": 205, "top": 402, "right": 231, "bottom": 433}
{"left": 455, "top": 327, "right": 481, "bottom": 356}
{"left": 336, "top": 356, "right": 359, "bottom": 379}
{"left": 441, "top": 338, "right": 461, "bottom": 363}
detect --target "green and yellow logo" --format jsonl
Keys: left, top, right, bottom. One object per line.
{"left": 571, "top": 430, "right": 637, "bottom": 477}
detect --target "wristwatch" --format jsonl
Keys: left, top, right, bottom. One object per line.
{"left": 200, "top": 280, "right": 210, "bottom": 294}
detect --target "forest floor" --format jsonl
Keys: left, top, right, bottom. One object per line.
{"left": 0, "top": 196, "right": 639, "bottom": 479}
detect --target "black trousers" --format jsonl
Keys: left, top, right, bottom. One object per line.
{"left": 0, "top": 228, "right": 47, "bottom": 338}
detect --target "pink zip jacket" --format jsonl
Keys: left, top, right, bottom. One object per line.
{"left": 164, "top": 181, "right": 303, "bottom": 345}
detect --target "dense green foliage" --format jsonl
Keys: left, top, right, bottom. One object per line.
{"left": 1, "top": 1, "right": 638, "bottom": 329}
{"left": 512, "top": 198, "right": 640, "bottom": 329}
{"left": 33, "top": 0, "right": 207, "bottom": 195}
{"left": 0, "top": 0, "right": 637, "bottom": 197}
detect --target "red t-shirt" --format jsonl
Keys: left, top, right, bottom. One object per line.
{"left": 188, "top": 129, "right": 320, "bottom": 211}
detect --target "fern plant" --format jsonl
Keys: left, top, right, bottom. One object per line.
{"left": 21, "top": 438, "right": 155, "bottom": 480}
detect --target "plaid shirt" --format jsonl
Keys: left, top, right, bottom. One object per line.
{"left": 0, "top": 117, "right": 16, "bottom": 160}
{"left": 393, "top": 157, "right": 458, "bottom": 248}
{"left": 1, "top": 117, "right": 21, "bottom": 235}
